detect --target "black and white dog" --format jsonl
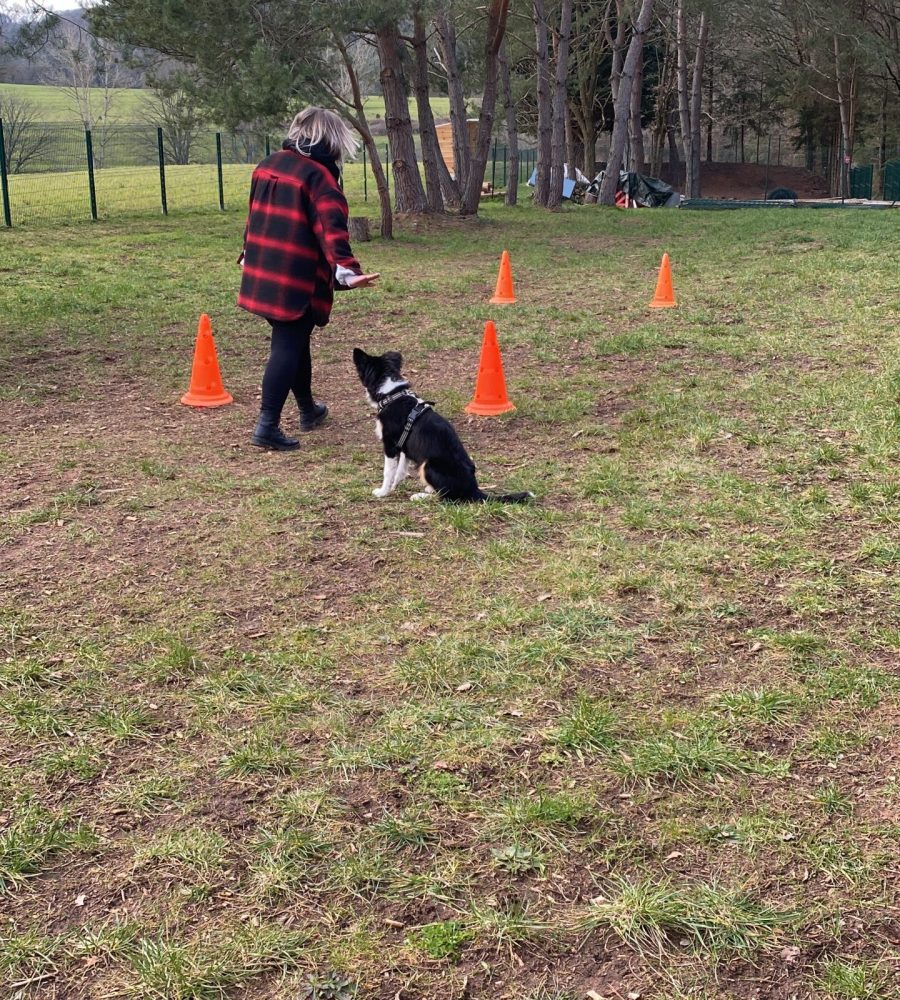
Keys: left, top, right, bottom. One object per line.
{"left": 352, "top": 348, "right": 533, "bottom": 504}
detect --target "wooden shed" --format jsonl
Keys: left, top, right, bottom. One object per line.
{"left": 435, "top": 119, "right": 479, "bottom": 178}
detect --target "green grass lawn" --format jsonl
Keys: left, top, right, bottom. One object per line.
{"left": 0, "top": 82, "right": 153, "bottom": 121}
{"left": 3, "top": 154, "right": 520, "bottom": 226}
{"left": 0, "top": 203, "right": 898, "bottom": 1000}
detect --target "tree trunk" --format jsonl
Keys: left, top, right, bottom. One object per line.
{"left": 676, "top": 1, "right": 691, "bottom": 182}
{"left": 629, "top": 34, "right": 645, "bottom": 174}
{"left": 706, "top": 45, "right": 713, "bottom": 161}
{"left": 548, "top": 0, "right": 574, "bottom": 208}
{"left": 599, "top": 0, "right": 656, "bottom": 205}
{"left": 348, "top": 217, "right": 371, "bottom": 241}
{"left": 332, "top": 32, "right": 393, "bottom": 239}
{"left": 571, "top": 0, "right": 608, "bottom": 182}
{"left": 363, "top": 133, "right": 394, "bottom": 238}
{"left": 412, "top": 9, "right": 445, "bottom": 213}
{"left": 460, "top": 0, "right": 509, "bottom": 215}
{"left": 434, "top": 8, "right": 469, "bottom": 193}
{"left": 650, "top": 10, "right": 676, "bottom": 177}
{"left": 565, "top": 103, "right": 578, "bottom": 179}
{"left": 688, "top": 13, "right": 708, "bottom": 197}
{"left": 499, "top": 37, "right": 519, "bottom": 206}
{"left": 833, "top": 34, "right": 857, "bottom": 199}
{"left": 533, "top": 0, "right": 552, "bottom": 205}
{"left": 875, "top": 83, "right": 887, "bottom": 198}
{"left": 375, "top": 22, "right": 428, "bottom": 213}
{"left": 607, "top": 0, "right": 628, "bottom": 104}
{"left": 583, "top": 117, "right": 598, "bottom": 177}
{"left": 676, "top": 1, "right": 708, "bottom": 198}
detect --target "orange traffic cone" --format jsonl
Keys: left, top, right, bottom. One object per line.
{"left": 180, "top": 314, "right": 233, "bottom": 407}
{"left": 649, "top": 252, "right": 677, "bottom": 308}
{"left": 489, "top": 250, "right": 517, "bottom": 304}
{"left": 465, "top": 320, "right": 516, "bottom": 416}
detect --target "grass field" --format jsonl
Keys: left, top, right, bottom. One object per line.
{"left": 3, "top": 155, "right": 522, "bottom": 226}
{"left": 1, "top": 203, "right": 898, "bottom": 1000}
{"left": 0, "top": 82, "right": 451, "bottom": 127}
{"left": 0, "top": 83, "right": 153, "bottom": 121}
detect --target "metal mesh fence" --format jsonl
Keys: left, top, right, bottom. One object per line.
{"left": 2, "top": 119, "right": 896, "bottom": 228}
{"left": 0, "top": 122, "right": 268, "bottom": 226}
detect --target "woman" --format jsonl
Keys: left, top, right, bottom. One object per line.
{"left": 238, "top": 107, "right": 379, "bottom": 451}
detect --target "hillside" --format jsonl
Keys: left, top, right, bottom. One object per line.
{"left": 0, "top": 83, "right": 450, "bottom": 128}
{"left": 0, "top": 82, "right": 152, "bottom": 121}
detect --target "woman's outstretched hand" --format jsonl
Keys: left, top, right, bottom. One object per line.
{"left": 345, "top": 273, "right": 380, "bottom": 289}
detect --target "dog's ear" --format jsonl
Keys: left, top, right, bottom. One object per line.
{"left": 352, "top": 348, "right": 368, "bottom": 370}
{"left": 384, "top": 351, "right": 403, "bottom": 373}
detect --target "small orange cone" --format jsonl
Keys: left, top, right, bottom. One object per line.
{"left": 649, "top": 252, "right": 677, "bottom": 308}
{"left": 465, "top": 320, "right": 516, "bottom": 416}
{"left": 489, "top": 250, "right": 517, "bottom": 304}
{"left": 180, "top": 314, "right": 233, "bottom": 407}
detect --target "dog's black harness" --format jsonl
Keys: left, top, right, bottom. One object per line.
{"left": 376, "top": 387, "right": 433, "bottom": 449}
{"left": 376, "top": 387, "right": 417, "bottom": 412}
{"left": 396, "top": 400, "right": 432, "bottom": 448}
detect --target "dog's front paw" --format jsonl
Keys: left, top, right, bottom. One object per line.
{"left": 373, "top": 487, "right": 391, "bottom": 499}
{"left": 410, "top": 491, "right": 433, "bottom": 501}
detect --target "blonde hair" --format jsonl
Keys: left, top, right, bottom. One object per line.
{"left": 287, "top": 107, "right": 359, "bottom": 162}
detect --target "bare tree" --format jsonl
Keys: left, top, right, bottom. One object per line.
{"left": 460, "top": 0, "right": 510, "bottom": 215}
{"left": 533, "top": 0, "right": 552, "bottom": 204}
{"left": 324, "top": 31, "right": 394, "bottom": 239}
{"left": 570, "top": 0, "right": 614, "bottom": 177}
{"left": 0, "top": 90, "right": 52, "bottom": 173}
{"left": 599, "top": 0, "right": 656, "bottom": 204}
{"left": 676, "top": 0, "right": 709, "bottom": 198}
{"left": 140, "top": 86, "right": 207, "bottom": 165}
{"left": 411, "top": 7, "right": 446, "bottom": 212}
{"left": 499, "top": 36, "right": 520, "bottom": 205}
{"left": 548, "top": 0, "right": 574, "bottom": 208}
{"left": 629, "top": 23, "right": 646, "bottom": 173}
{"left": 375, "top": 21, "right": 429, "bottom": 213}
{"left": 434, "top": 6, "right": 468, "bottom": 198}
{"left": 44, "top": 21, "right": 123, "bottom": 167}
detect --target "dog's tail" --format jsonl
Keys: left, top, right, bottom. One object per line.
{"left": 483, "top": 491, "right": 535, "bottom": 504}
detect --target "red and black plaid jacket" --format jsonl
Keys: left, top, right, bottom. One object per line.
{"left": 238, "top": 145, "right": 361, "bottom": 325}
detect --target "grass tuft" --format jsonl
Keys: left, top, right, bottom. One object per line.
{"left": 553, "top": 695, "right": 619, "bottom": 755}
{"left": 580, "top": 876, "right": 795, "bottom": 957}
{"left": 0, "top": 802, "right": 95, "bottom": 892}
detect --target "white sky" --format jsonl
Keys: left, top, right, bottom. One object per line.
{"left": 7, "top": 1, "right": 86, "bottom": 11}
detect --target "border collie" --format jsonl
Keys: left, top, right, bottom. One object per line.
{"left": 352, "top": 348, "right": 533, "bottom": 504}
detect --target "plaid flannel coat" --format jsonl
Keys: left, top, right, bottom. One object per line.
{"left": 238, "top": 146, "right": 361, "bottom": 325}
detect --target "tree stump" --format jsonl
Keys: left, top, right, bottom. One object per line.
{"left": 348, "top": 217, "right": 371, "bottom": 242}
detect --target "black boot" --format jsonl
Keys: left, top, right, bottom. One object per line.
{"left": 299, "top": 401, "right": 329, "bottom": 432}
{"left": 252, "top": 411, "right": 300, "bottom": 451}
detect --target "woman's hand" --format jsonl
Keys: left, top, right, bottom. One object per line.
{"left": 345, "top": 272, "right": 380, "bottom": 288}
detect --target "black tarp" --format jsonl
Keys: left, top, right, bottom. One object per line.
{"left": 587, "top": 170, "right": 681, "bottom": 207}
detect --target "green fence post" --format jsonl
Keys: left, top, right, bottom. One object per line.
{"left": 216, "top": 132, "right": 225, "bottom": 210}
{"left": 362, "top": 144, "right": 367, "bottom": 202}
{"left": 0, "top": 119, "right": 11, "bottom": 228}
{"left": 502, "top": 145, "right": 507, "bottom": 188}
{"left": 156, "top": 127, "right": 168, "bottom": 215}
{"left": 265, "top": 135, "right": 271, "bottom": 157}
{"left": 85, "top": 129, "right": 98, "bottom": 221}
{"left": 763, "top": 135, "right": 771, "bottom": 199}
{"left": 491, "top": 139, "right": 497, "bottom": 196}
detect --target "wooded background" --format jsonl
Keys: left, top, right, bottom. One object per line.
{"left": 1, "top": 0, "right": 898, "bottom": 229}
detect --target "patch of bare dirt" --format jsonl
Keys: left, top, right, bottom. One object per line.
{"left": 657, "top": 161, "right": 832, "bottom": 200}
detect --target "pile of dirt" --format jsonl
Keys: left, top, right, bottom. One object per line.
{"left": 658, "top": 161, "right": 831, "bottom": 200}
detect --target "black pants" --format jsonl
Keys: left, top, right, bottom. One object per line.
{"left": 261, "top": 313, "right": 317, "bottom": 418}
